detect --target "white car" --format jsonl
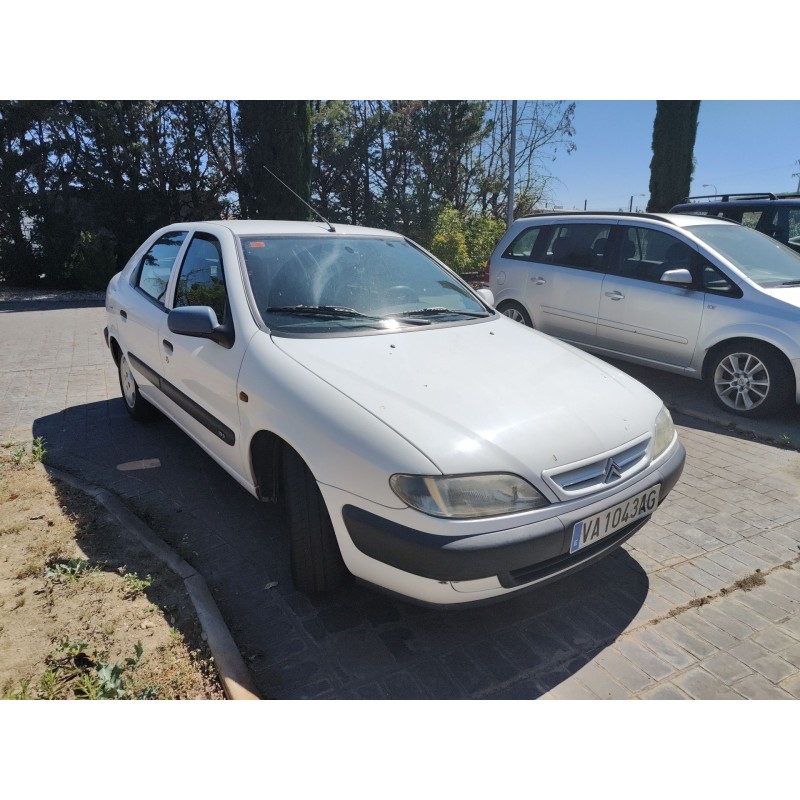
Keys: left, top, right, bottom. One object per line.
{"left": 105, "top": 220, "right": 685, "bottom": 606}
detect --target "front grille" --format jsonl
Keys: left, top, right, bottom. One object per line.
{"left": 543, "top": 437, "right": 650, "bottom": 498}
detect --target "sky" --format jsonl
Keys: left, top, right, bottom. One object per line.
{"left": 546, "top": 100, "right": 800, "bottom": 211}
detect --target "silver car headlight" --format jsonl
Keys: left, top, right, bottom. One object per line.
{"left": 390, "top": 473, "right": 549, "bottom": 519}
{"left": 653, "top": 406, "right": 676, "bottom": 459}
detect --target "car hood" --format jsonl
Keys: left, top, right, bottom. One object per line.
{"left": 272, "top": 318, "right": 662, "bottom": 481}
{"left": 762, "top": 285, "right": 800, "bottom": 307}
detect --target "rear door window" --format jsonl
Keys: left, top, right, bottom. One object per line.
{"left": 135, "top": 231, "right": 188, "bottom": 306}
{"left": 539, "top": 223, "right": 612, "bottom": 272}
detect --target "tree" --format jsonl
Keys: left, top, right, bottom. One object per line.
{"left": 237, "top": 101, "right": 312, "bottom": 220}
{"left": 647, "top": 100, "right": 701, "bottom": 212}
{"left": 471, "top": 101, "right": 576, "bottom": 219}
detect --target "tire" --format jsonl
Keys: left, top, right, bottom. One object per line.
{"left": 706, "top": 341, "right": 793, "bottom": 418}
{"left": 497, "top": 300, "right": 533, "bottom": 327}
{"left": 281, "top": 445, "right": 349, "bottom": 594}
{"left": 118, "top": 353, "right": 158, "bottom": 421}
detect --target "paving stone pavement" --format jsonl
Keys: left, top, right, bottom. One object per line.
{"left": 2, "top": 296, "right": 799, "bottom": 699}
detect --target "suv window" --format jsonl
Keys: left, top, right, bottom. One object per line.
{"left": 135, "top": 231, "right": 187, "bottom": 305}
{"left": 539, "top": 223, "right": 611, "bottom": 272}
{"left": 612, "top": 227, "right": 695, "bottom": 283}
{"left": 174, "top": 233, "right": 228, "bottom": 321}
{"left": 502, "top": 226, "right": 542, "bottom": 260}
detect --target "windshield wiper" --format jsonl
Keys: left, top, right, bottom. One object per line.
{"left": 391, "top": 307, "right": 491, "bottom": 318}
{"left": 780, "top": 280, "right": 800, "bottom": 286}
{"left": 266, "top": 305, "right": 384, "bottom": 320}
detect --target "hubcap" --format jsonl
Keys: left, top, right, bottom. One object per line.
{"left": 120, "top": 356, "right": 137, "bottom": 409}
{"left": 503, "top": 307, "right": 526, "bottom": 324}
{"left": 713, "top": 352, "right": 770, "bottom": 411}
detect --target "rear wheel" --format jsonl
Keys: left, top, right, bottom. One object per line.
{"left": 281, "top": 445, "right": 349, "bottom": 594}
{"left": 497, "top": 300, "right": 533, "bottom": 327}
{"left": 706, "top": 341, "right": 793, "bottom": 418}
{"left": 118, "top": 353, "right": 158, "bottom": 421}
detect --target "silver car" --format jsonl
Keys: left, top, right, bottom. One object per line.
{"left": 488, "top": 211, "right": 800, "bottom": 418}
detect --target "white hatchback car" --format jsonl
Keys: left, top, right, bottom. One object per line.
{"left": 105, "top": 220, "right": 685, "bottom": 606}
{"left": 488, "top": 211, "right": 800, "bottom": 418}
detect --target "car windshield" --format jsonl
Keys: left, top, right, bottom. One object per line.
{"left": 687, "top": 223, "right": 800, "bottom": 287}
{"left": 238, "top": 234, "right": 489, "bottom": 333}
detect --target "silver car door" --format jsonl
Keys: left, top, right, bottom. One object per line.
{"left": 597, "top": 225, "right": 704, "bottom": 368}
{"left": 524, "top": 222, "right": 611, "bottom": 345}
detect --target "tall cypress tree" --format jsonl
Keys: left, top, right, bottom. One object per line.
{"left": 237, "top": 101, "right": 312, "bottom": 220}
{"left": 646, "top": 100, "right": 701, "bottom": 212}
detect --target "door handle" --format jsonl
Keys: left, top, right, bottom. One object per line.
{"left": 119, "top": 309, "right": 127, "bottom": 319}
{"left": 162, "top": 339, "right": 173, "bottom": 354}
{"left": 531, "top": 276, "right": 546, "bottom": 285}
{"left": 604, "top": 290, "right": 625, "bottom": 300}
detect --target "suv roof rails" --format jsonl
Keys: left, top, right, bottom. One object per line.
{"left": 519, "top": 210, "right": 675, "bottom": 224}
{"left": 678, "top": 193, "right": 778, "bottom": 203}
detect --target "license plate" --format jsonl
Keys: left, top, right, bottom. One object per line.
{"left": 570, "top": 485, "right": 660, "bottom": 554}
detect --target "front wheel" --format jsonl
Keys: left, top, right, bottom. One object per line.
{"left": 281, "top": 445, "right": 349, "bottom": 594}
{"left": 118, "top": 353, "right": 158, "bottom": 421}
{"left": 706, "top": 341, "right": 793, "bottom": 418}
{"left": 496, "top": 300, "right": 533, "bottom": 327}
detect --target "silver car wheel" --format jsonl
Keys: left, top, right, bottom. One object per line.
{"left": 503, "top": 307, "right": 527, "bottom": 324}
{"left": 713, "top": 351, "right": 770, "bottom": 412}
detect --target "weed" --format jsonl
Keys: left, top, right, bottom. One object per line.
{"left": 37, "top": 670, "right": 61, "bottom": 700}
{"left": 122, "top": 571, "right": 152, "bottom": 598}
{"left": 31, "top": 437, "right": 46, "bottom": 463}
{"left": 2, "top": 679, "right": 32, "bottom": 700}
{"left": 47, "top": 638, "right": 145, "bottom": 699}
{"left": 13, "top": 596, "right": 25, "bottom": 610}
{"left": 44, "top": 558, "right": 91, "bottom": 583}
{"left": 11, "top": 444, "right": 26, "bottom": 466}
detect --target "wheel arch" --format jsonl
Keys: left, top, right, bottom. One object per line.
{"left": 701, "top": 336, "right": 793, "bottom": 382}
{"left": 109, "top": 335, "right": 123, "bottom": 367}
{"left": 249, "top": 429, "right": 286, "bottom": 503}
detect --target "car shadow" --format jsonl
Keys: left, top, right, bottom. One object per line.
{"left": 600, "top": 356, "right": 800, "bottom": 449}
{"left": 34, "top": 399, "right": 651, "bottom": 699}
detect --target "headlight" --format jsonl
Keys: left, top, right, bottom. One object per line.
{"left": 390, "top": 473, "right": 549, "bottom": 518}
{"left": 653, "top": 406, "right": 675, "bottom": 459}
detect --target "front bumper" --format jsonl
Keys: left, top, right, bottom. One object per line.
{"left": 341, "top": 440, "right": 685, "bottom": 600}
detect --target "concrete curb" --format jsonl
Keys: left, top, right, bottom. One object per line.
{"left": 46, "top": 466, "right": 261, "bottom": 700}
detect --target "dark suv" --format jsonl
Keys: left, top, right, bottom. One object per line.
{"left": 670, "top": 193, "right": 800, "bottom": 253}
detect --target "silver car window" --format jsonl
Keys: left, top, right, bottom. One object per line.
{"left": 687, "top": 223, "right": 800, "bottom": 287}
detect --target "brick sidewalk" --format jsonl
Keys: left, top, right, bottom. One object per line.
{"left": 2, "top": 297, "right": 799, "bottom": 699}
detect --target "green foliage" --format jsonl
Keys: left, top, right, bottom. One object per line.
{"left": 122, "top": 571, "right": 152, "bottom": 598}
{"left": 430, "top": 205, "right": 506, "bottom": 275}
{"left": 11, "top": 443, "right": 26, "bottom": 465}
{"left": 430, "top": 206, "right": 470, "bottom": 273}
{"left": 63, "top": 231, "right": 118, "bottom": 290}
{"left": 647, "top": 100, "right": 701, "bottom": 212}
{"left": 44, "top": 638, "right": 144, "bottom": 699}
{"left": 32, "top": 436, "right": 46, "bottom": 462}
{"left": 238, "top": 101, "right": 313, "bottom": 220}
{"left": 45, "top": 558, "right": 92, "bottom": 583}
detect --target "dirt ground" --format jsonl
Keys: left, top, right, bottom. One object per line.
{"left": 0, "top": 439, "right": 224, "bottom": 699}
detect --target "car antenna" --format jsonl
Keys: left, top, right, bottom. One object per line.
{"left": 263, "top": 165, "right": 336, "bottom": 232}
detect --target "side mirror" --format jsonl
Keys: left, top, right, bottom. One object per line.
{"left": 168, "top": 306, "right": 234, "bottom": 349}
{"left": 475, "top": 287, "right": 495, "bottom": 307}
{"left": 660, "top": 268, "right": 693, "bottom": 286}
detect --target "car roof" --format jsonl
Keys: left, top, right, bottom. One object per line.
{"left": 161, "top": 219, "right": 404, "bottom": 238}
{"left": 512, "top": 211, "right": 739, "bottom": 229}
